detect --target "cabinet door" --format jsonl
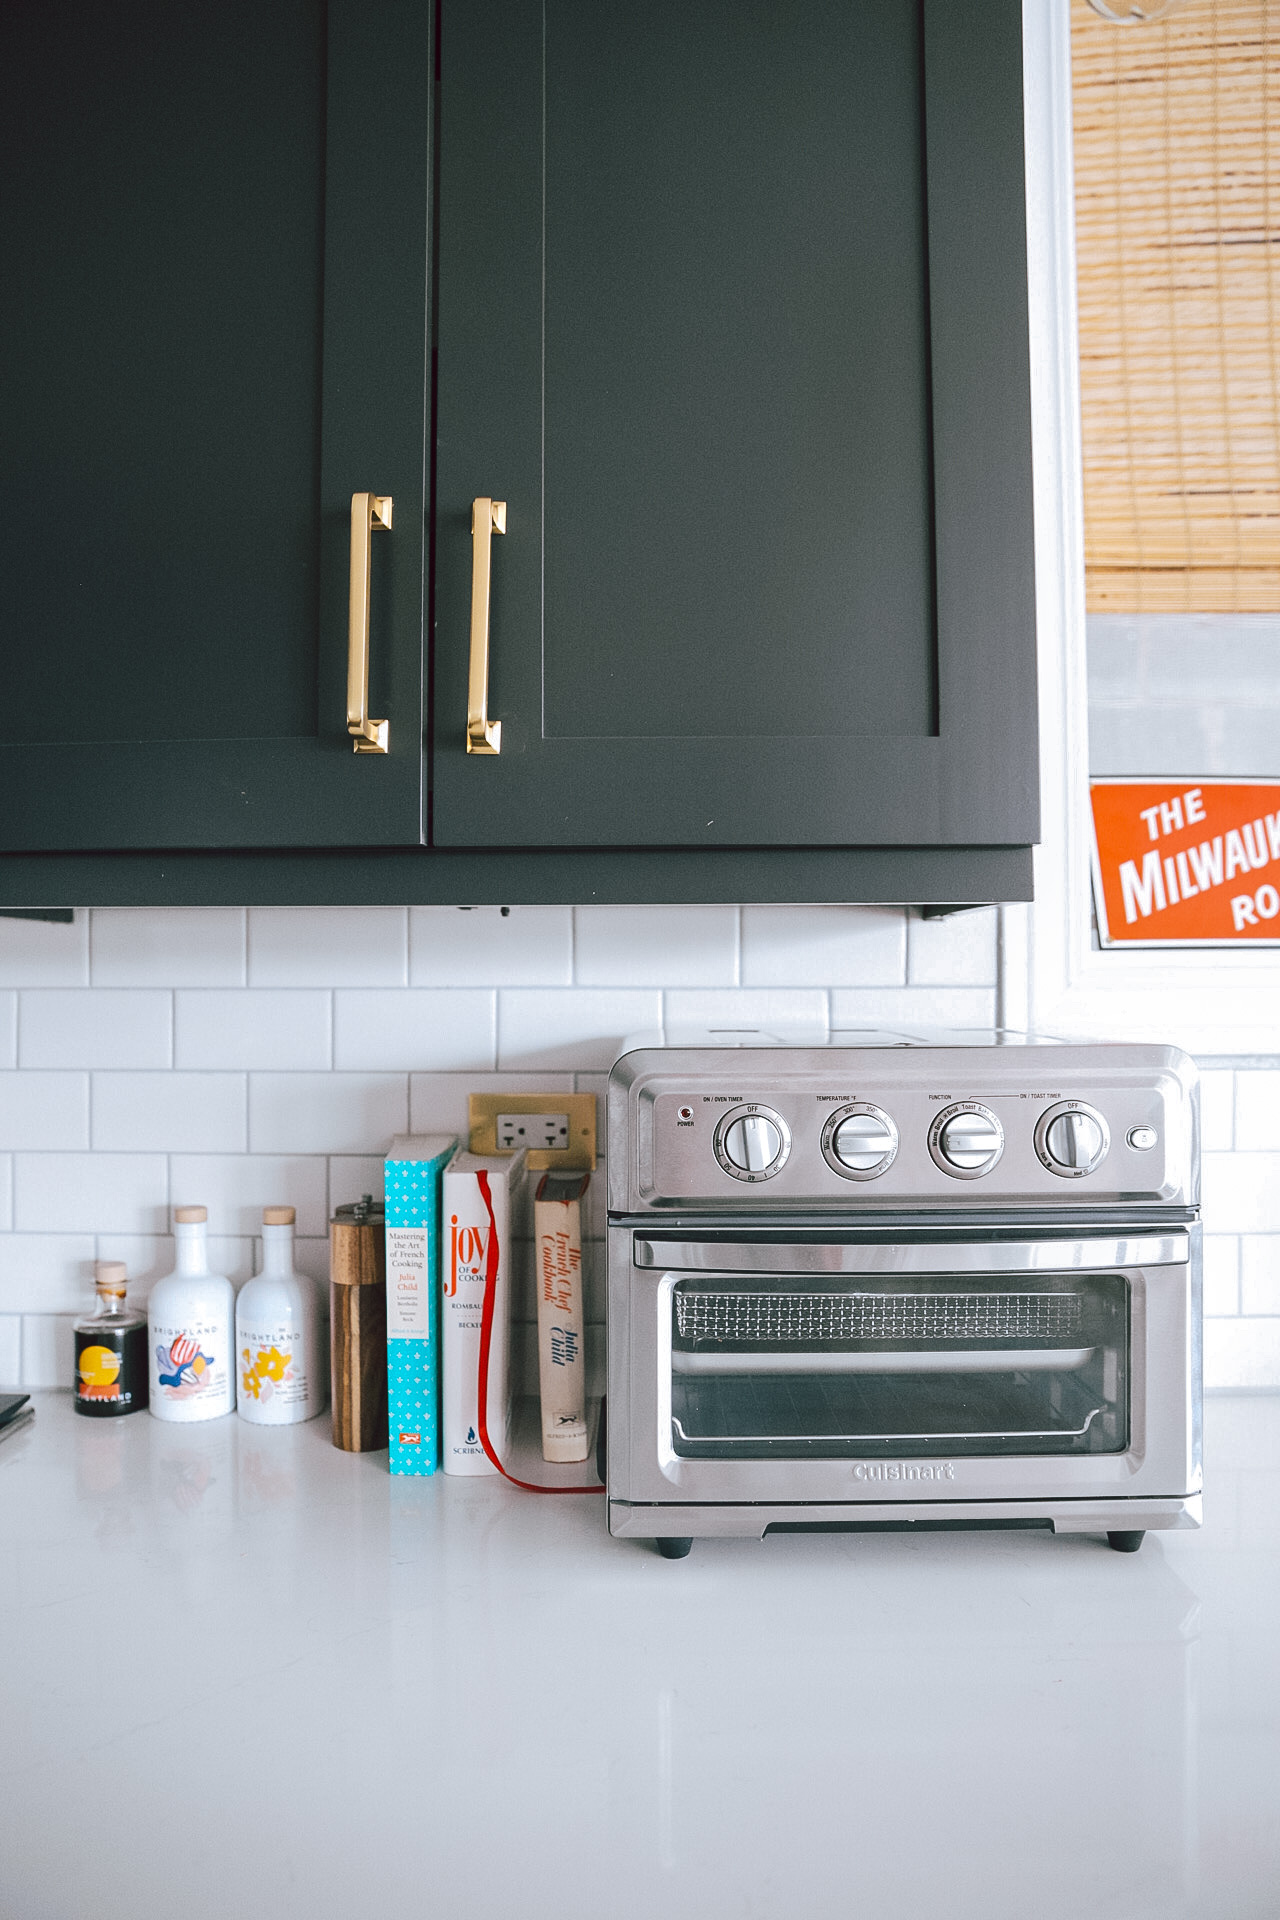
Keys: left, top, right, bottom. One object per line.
{"left": 0, "top": 0, "right": 430, "bottom": 850}
{"left": 432, "top": 0, "right": 1036, "bottom": 850}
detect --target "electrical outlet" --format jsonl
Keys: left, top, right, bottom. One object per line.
{"left": 469, "top": 1091, "right": 596, "bottom": 1169}
{"left": 497, "top": 1111, "right": 570, "bottom": 1152}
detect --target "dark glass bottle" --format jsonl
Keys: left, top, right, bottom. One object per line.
{"left": 74, "top": 1262, "right": 149, "bottom": 1417}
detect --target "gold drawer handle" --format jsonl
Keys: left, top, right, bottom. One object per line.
{"left": 347, "top": 491, "right": 392, "bottom": 754}
{"left": 467, "top": 496, "right": 505, "bottom": 754}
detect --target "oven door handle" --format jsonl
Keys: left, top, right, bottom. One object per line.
{"left": 632, "top": 1234, "right": 1190, "bottom": 1273}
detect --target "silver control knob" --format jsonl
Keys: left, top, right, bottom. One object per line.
{"left": 1036, "top": 1102, "right": 1110, "bottom": 1178}
{"left": 715, "top": 1106, "right": 790, "bottom": 1181}
{"left": 929, "top": 1104, "right": 1004, "bottom": 1179}
{"left": 821, "top": 1103, "right": 898, "bottom": 1180}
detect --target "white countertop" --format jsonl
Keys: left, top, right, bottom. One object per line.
{"left": 2, "top": 1393, "right": 1278, "bottom": 1920}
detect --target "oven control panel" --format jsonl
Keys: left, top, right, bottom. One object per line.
{"left": 611, "top": 1045, "right": 1198, "bottom": 1211}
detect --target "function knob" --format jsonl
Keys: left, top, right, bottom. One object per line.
{"left": 715, "top": 1106, "right": 790, "bottom": 1181}
{"left": 929, "top": 1103, "right": 1004, "bottom": 1180}
{"left": 1036, "top": 1102, "right": 1109, "bottom": 1178}
{"left": 821, "top": 1103, "right": 898, "bottom": 1181}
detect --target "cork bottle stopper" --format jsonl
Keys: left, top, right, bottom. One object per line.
{"left": 263, "top": 1206, "right": 296, "bottom": 1225}
{"left": 174, "top": 1205, "right": 207, "bottom": 1224}
{"left": 95, "top": 1260, "right": 127, "bottom": 1291}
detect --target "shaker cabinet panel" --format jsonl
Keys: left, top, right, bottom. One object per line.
{"left": 431, "top": 0, "right": 1037, "bottom": 851}
{"left": 0, "top": 0, "right": 430, "bottom": 850}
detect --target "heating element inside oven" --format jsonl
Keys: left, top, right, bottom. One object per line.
{"left": 674, "top": 1288, "right": 1083, "bottom": 1348}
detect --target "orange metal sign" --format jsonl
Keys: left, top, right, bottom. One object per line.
{"left": 1090, "top": 779, "right": 1280, "bottom": 947}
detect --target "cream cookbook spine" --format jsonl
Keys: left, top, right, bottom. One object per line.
{"left": 441, "top": 1150, "right": 529, "bottom": 1475}
{"left": 534, "top": 1171, "right": 590, "bottom": 1462}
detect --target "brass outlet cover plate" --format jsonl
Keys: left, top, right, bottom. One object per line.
{"left": 468, "top": 1091, "right": 597, "bottom": 1171}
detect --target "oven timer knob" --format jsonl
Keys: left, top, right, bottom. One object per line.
{"left": 715, "top": 1107, "right": 791, "bottom": 1181}
{"left": 1035, "top": 1102, "right": 1110, "bottom": 1177}
{"left": 929, "top": 1103, "right": 1004, "bottom": 1179}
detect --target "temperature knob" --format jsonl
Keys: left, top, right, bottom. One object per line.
{"left": 715, "top": 1107, "right": 790, "bottom": 1181}
{"left": 929, "top": 1103, "right": 1004, "bottom": 1179}
{"left": 821, "top": 1104, "right": 898, "bottom": 1180}
{"left": 1036, "top": 1102, "right": 1109, "bottom": 1178}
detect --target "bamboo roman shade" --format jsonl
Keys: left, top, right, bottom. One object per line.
{"left": 1073, "top": 0, "right": 1280, "bottom": 611}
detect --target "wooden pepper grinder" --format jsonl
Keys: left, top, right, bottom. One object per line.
{"left": 330, "top": 1195, "right": 388, "bottom": 1452}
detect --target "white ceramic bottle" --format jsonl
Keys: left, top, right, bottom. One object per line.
{"left": 148, "top": 1206, "right": 235, "bottom": 1422}
{"left": 235, "top": 1206, "right": 327, "bottom": 1425}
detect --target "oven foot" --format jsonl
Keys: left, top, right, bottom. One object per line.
{"left": 655, "top": 1537, "right": 694, "bottom": 1560}
{"left": 1106, "top": 1529, "right": 1145, "bottom": 1553}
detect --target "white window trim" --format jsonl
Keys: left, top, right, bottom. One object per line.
{"left": 1001, "top": 0, "right": 1280, "bottom": 1055}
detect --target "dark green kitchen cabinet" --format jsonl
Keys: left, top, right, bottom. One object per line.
{"left": 0, "top": 0, "right": 1037, "bottom": 905}
{"left": 0, "top": 0, "right": 432, "bottom": 851}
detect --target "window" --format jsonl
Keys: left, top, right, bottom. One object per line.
{"left": 1014, "top": 0, "right": 1280, "bottom": 1049}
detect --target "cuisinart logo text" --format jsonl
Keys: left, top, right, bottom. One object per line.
{"left": 853, "top": 1462, "right": 956, "bottom": 1483}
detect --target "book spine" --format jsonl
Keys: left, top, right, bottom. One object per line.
{"left": 534, "top": 1184, "right": 589, "bottom": 1462}
{"left": 384, "top": 1151, "right": 449, "bottom": 1476}
{"left": 442, "top": 1170, "right": 512, "bottom": 1475}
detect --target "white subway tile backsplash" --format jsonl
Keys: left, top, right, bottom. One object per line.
{"left": 248, "top": 907, "right": 408, "bottom": 986}
{"left": 333, "top": 990, "right": 495, "bottom": 1072}
{"left": 19, "top": 990, "right": 172, "bottom": 1069}
{"left": 574, "top": 906, "right": 737, "bottom": 986}
{"left": 291, "top": 1236, "right": 331, "bottom": 1286}
{"left": 498, "top": 990, "right": 662, "bottom": 1070}
{"left": 410, "top": 907, "right": 572, "bottom": 986}
{"left": 0, "top": 1235, "right": 97, "bottom": 1313}
{"left": 0, "top": 915, "right": 88, "bottom": 988}
{"left": 0, "top": 1073, "right": 89, "bottom": 1151}
{"left": 248, "top": 1074, "right": 408, "bottom": 1155}
{"left": 741, "top": 907, "right": 905, "bottom": 987}
{"left": 1204, "top": 1317, "right": 1280, "bottom": 1392}
{"left": 90, "top": 908, "right": 246, "bottom": 987}
{"left": 1199, "top": 1070, "right": 1236, "bottom": 1152}
{"left": 170, "top": 1155, "right": 329, "bottom": 1238}
{"left": 175, "top": 990, "right": 332, "bottom": 1070}
{"left": 2, "top": 907, "right": 1280, "bottom": 1389}
{"left": 1233, "top": 1070, "right": 1280, "bottom": 1151}
{"left": 14, "top": 1155, "right": 168, "bottom": 1236}
{"left": 830, "top": 987, "right": 997, "bottom": 1031}
{"left": 1203, "top": 1236, "right": 1240, "bottom": 1317}
{"left": 329, "top": 1155, "right": 387, "bottom": 1208}
{"left": 89, "top": 1232, "right": 253, "bottom": 1296}
{"left": 1241, "top": 1236, "right": 1280, "bottom": 1316}
{"left": 663, "top": 988, "right": 827, "bottom": 1035}
{"left": 0, "top": 1314, "right": 19, "bottom": 1386}
{"left": 906, "top": 908, "right": 998, "bottom": 987}
{"left": 21, "top": 1313, "right": 75, "bottom": 1389}
{"left": 408, "top": 1070, "right": 572, "bottom": 1139}
{"left": 1202, "top": 1151, "right": 1280, "bottom": 1236}
{"left": 91, "top": 1072, "right": 247, "bottom": 1153}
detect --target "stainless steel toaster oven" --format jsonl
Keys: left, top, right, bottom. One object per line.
{"left": 605, "top": 1032, "right": 1201, "bottom": 1558}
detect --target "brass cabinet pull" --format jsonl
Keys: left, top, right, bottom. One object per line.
{"left": 347, "top": 492, "right": 392, "bottom": 754}
{"left": 467, "top": 496, "right": 505, "bottom": 754}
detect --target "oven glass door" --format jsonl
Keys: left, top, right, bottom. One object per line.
{"left": 667, "top": 1272, "right": 1130, "bottom": 1460}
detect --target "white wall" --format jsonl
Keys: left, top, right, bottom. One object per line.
{"left": 0, "top": 902, "right": 1268, "bottom": 1393}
